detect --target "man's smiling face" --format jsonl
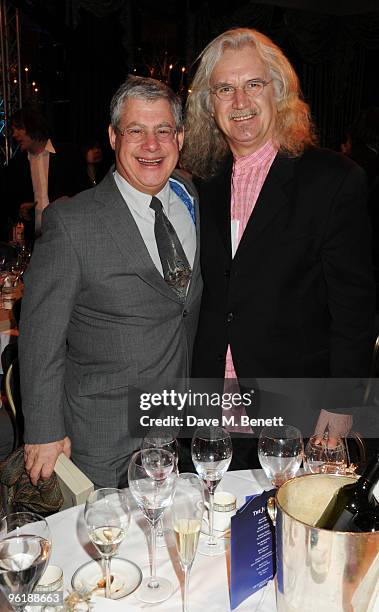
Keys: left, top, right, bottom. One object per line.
{"left": 210, "top": 44, "right": 277, "bottom": 157}
{"left": 108, "top": 97, "right": 183, "bottom": 195}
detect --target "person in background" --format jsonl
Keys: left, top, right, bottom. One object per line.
{"left": 5, "top": 107, "right": 88, "bottom": 239}
{"left": 181, "top": 28, "right": 375, "bottom": 467}
{"left": 82, "top": 140, "right": 110, "bottom": 187}
{"left": 19, "top": 76, "right": 202, "bottom": 488}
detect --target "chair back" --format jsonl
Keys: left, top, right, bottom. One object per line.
{"left": 1, "top": 342, "right": 23, "bottom": 450}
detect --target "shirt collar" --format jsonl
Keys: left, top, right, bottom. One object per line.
{"left": 28, "top": 138, "right": 55, "bottom": 159}
{"left": 114, "top": 170, "right": 170, "bottom": 218}
{"left": 233, "top": 139, "right": 278, "bottom": 176}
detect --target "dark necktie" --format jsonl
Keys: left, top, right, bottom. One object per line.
{"left": 150, "top": 196, "right": 192, "bottom": 301}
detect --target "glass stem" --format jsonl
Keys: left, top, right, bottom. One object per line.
{"left": 183, "top": 565, "right": 190, "bottom": 612}
{"left": 208, "top": 490, "right": 216, "bottom": 546}
{"left": 148, "top": 522, "right": 159, "bottom": 589}
{"left": 104, "top": 556, "right": 112, "bottom": 598}
{"left": 156, "top": 517, "right": 164, "bottom": 539}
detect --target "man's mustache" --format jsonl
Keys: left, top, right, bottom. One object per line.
{"left": 228, "top": 109, "right": 258, "bottom": 120}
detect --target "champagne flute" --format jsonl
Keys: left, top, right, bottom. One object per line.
{"left": 128, "top": 448, "right": 176, "bottom": 603}
{"left": 258, "top": 425, "right": 303, "bottom": 487}
{"left": 172, "top": 473, "right": 204, "bottom": 612}
{"left": 84, "top": 488, "right": 130, "bottom": 599}
{"left": 0, "top": 512, "right": 51, "bottom": 612}
{"left": 142, "top": 429, "right": 179, "bottom": 546}
{"left": 191, "top": 426, "right": 233, "bottom": 556}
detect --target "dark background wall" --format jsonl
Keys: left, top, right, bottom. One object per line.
{"left": 13, "top": 0, "right": 379, "bottom": 153}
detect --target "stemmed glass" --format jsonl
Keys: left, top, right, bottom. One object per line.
{"left": 172, "top": 473, "right": 204, "bottom": 612}
{"left": 83, "top": 488, "right": 130, "bottom": 599}
{"left": 142, "top": 429, "right": 179, "bottom": 547}
{"left": 191, "top": 426, "right": 233, "bottom": 556}
{"left": 0, "top": 512, "right": 51, "bottom": 612}
{"left": 128, "top": 448, "right": 176, "bottom": 603}
{"left": 303, "top": 435, "right": 348, "bottom": 474}
{"left": 258, "top": 425, "right": 303, "bottom": 487}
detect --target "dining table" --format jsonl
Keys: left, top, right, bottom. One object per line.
{"left": 0, "top": 469, "right": 278, "bottom": 612}
{"left": 47, "top": 466, "right": 379, "bottom": 612}
{"left": 1, "top": 468, "right": 378, "bottom": 612}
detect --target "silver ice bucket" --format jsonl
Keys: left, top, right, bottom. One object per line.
{"left": 273, "top": 473, "right": 379, "bottom": 612}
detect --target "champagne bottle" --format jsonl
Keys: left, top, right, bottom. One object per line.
{"left": 351, "top": 508, "right": 379, "bottom": 532}
{"left": 315, "top": 451, "right": 379, "bottom": 531}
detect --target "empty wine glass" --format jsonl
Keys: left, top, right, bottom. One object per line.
{"left": 172, "top": 473, "right": 204, "bottom": 612}
{"left": 0, "top": 512, "right": 51, "bottom": 612}
{"left": 191, "top": 426, "right": 233, "bottom": 556}
{"left": 84, "top": 488, "right": 130, "bottom": 599}
{"left": 142, "top": 429, "right": 179, "bottom": 547}
{"left": 258, "top": 425, "right": 303, "bottom": 487}
{"left": 128, "top": 449, "right": 176, "bottom": 603}
{"left": 304, "top": 435, "right": 348, "bottom": 474}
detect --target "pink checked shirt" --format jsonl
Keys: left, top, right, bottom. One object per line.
{"left": 223, "top": 139, "right": 278, "bottom": 428}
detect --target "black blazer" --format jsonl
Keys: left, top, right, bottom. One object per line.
{"left": 192, "top": 147, "right": 375, "bottom": 379}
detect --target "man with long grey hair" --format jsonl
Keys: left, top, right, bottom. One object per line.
{"left": 19, "top": 76, "right": 202, "bottom": 487}
{"left": 181, "top": 28, "right": 375, "bottom": 465}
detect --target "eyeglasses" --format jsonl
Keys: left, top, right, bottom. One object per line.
{"left": 116, "top": 126, "right": 177, "bottom": 143}
{"left": 210, "top": 79, "right": 272, "bottom": 101}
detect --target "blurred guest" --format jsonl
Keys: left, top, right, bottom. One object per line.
{"left": 19, "top": 76, "right": 201, "bottom": 488}
{"left": 181, "top": 28, "right": 375, "bottom": 465}
{"left": 82, "top": 140, "right": 110, "bottom": 187}
{"left": 5, "top": 108, "right": 87, "bottom": 238}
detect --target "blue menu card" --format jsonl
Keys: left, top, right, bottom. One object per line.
{"left": 230, "top": 489, "right": 276, "bottom": 610}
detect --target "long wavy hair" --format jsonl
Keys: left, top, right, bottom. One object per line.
{"left": 181, "top": 28, "right": 317, "bottom": 178}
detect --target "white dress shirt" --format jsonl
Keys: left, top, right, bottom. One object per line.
{"left": 28, "top": 138, "right": 56, "bottom": 234}
{"left": 113, "top": 171, "right": 196, "bottom": 276}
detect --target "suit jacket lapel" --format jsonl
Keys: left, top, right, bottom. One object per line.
{"left": 209, "top": 156, "right": 233, "bottom": 258}
{"left": 94, "top": 170, "right": 199, "bottom": 304}
{"left": 233, "top": 152, "right": 297, "bottom": 262}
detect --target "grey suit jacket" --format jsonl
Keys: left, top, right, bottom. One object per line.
{"left": 19, "top": 170, "right": 202, "bottom": 487}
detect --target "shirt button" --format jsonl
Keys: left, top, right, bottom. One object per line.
{"left": 224, "top": 269, "right": 230, "bottom": 278}
{"left": 183, "top": 310, "right": 188, "bottom": 318}
{"left": 217, "top": 354, "right": 224, "bottom": 362}
{"left": 227, "top": 312, "right": 234, "bottom": 323}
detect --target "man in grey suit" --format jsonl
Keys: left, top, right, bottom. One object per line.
{"left": 19, "top": 76, "right": 202, "bottom": 488}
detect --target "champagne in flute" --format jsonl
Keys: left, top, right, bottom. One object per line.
{"left": 172, "top": 473, "right": 204, "bottom": 612}
{"left": 174, "top": 519, "right": 201, "bottom": 565}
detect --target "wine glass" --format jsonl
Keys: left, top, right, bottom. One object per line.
{"left": 0, "top": 512, "right": 51, "bottom": 612}
{"left": 172, "top": 473, "right": 204, "bottom": 612}
{"left": 84, "top": 488, "right": 130, "bottom": 599}
{"left": 191, "top": 426, "right": 233, "bottom": 556}
{"left": 303, "top": 435, "right": 348, "bottom": 474}
{"left": 128, "top": 449, "right": 176, "bottom": 603}
{"left": 258, "top": 425, "right": 303, "bottom": 487}
{"left": 142, "top": 429, "right": 179, "bottom": 547}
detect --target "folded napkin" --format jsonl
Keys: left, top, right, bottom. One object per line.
{"left": 0, "top": 447, "right": 63, "bottom": 515}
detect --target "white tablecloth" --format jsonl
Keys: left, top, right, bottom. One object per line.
{"left": 49, "top": 470, "right": 276, "bottom": 611}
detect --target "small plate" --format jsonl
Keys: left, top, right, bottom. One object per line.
{"left": 71, "top": 557, "right": 142, "bottom": 600}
